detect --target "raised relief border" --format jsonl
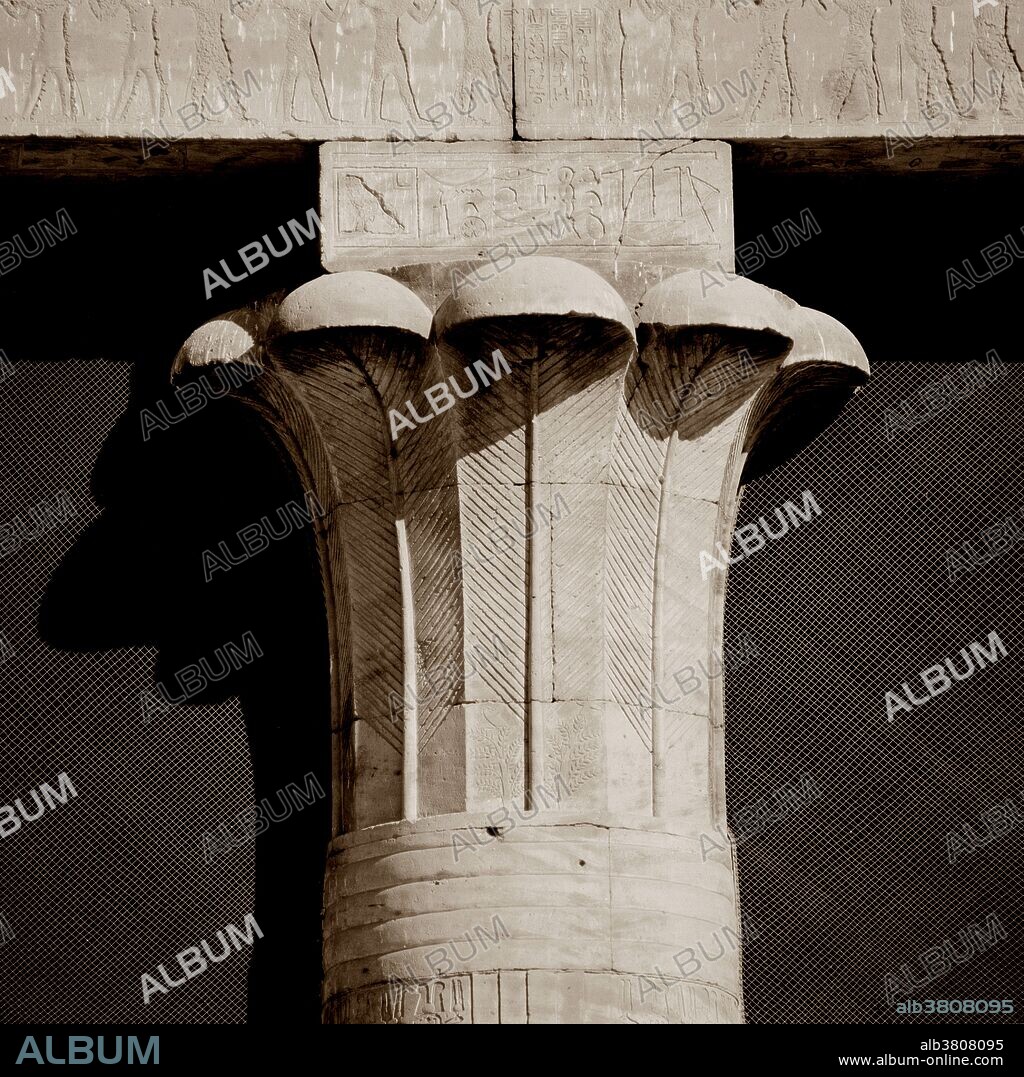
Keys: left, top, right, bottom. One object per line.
{"left": 319, "top": 139, "right": 734, "bottom": 276}
{"left": 513, "top": 0, "right": 1024, "bottom": 139}
{"left": 3, "top": 1, "right": 1021, "bottom": 141}
{"left": 0, "top": 0, "right": 512, "bottom": 139}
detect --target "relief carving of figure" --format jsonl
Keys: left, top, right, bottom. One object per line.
{"left": 446, "top": 0, "right": 510, "bottom": 120}
{"left": 270, "top": 0, "right": 349, "bottom": 122}
{"left": 899, "top": 0, "right": 968, "bottom": 114}
{"left": 360, "top": 0, "right": 426, "bottom": 121}
{"left": 823, "top": 0, "right": 890, "bottom": 121}
{"left": 663, "top": 0, "right": 707, "bottom": 112}
{"left": 173, "top": 0, "right": 253, "bottom": 120}
{"left": 90, "top": 0, "right": 169, "bottom": 120}
{"left": 972, "top": 0, "right": 1024, "bottom": 116}
{"left": 0, "top": 0, "right": 80, "bottom": 119}
{"left": 728, "top": 0, "right": 801, "bottom": 122}
{"left": 618, "top": 0, "right": 671, "bottom": 121}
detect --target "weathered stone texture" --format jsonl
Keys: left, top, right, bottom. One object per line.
{"left": 2, "top": 1, "right": 1023, "bottom": 140}
{"left": 321, "top": 817, "right": 743, "bottom": 1024}
{"left": 0, "top": 0, "right": 512, "bottom": 139}
{"left": 515, "top": 0, "right": 1024, "bottom": 138}
{"left": 320, "top": 140, "right": 734, "bottom": 306}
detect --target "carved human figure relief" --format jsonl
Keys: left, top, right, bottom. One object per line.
{"left": 730, "top": 0, "right": 801, "bottom": 122}
{"left": 972, "top": 1, "right": 1024, "bottom": 116}
{"left": 276, "top": 0, "right": 345, "bottom": 122}
{"left": 360, "top": 0, "right": 425, "bottom": 120}
{"left": 90, "top": 0, "right": 169, "bottom": 120}
{"left": 825, "top": 0, "right": 888, "bottom": 121}
{"left": 0, "top": 0, "right": 80, "bottom": 119}
{"left": 899, "top": 0, "right": 966, "bottom": 114}
{"left": 663, "top": 0, "right": 707, "bottom": 113}
{"left": 174, "top": 0, "right": 251, "bottom": 120}
{"left": 618, "top": 0, "right": 672, "bottom": 121}
{"left": 447, "top": 0, "right": 510, "bottom": 120}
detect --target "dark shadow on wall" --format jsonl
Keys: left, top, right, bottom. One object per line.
{"left": 0, "top": 159, "right": 332, "bottom": 1024}
{"left": 39, "top": 383, "right": 332, "bottom": 1025}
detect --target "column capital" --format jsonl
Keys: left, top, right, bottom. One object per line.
{"left": 173, "top": 259, "right": 867, "bottom": 1022}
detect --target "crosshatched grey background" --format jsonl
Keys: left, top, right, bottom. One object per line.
{"left": 726, "top": 359, "right": 1023, "bottom": 1025}
{"left": 1, "top": 356, "right": 1020, "bottom": 1024}
{"left": 0, "top": 361, "right": 254, "bottom": 1024}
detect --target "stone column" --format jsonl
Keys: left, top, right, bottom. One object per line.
{"left": 174, "top": 226, "right": 867, "bottom": 1021}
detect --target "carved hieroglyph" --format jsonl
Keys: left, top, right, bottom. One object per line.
{"left": 0, "top": 0, "right": 513, "bottom": 138}
{"left": 173, "top": 141, "right": 869, "bottom": 1017}
{"left": 515, "top": 0, "right": 1024, "bottom": 138}
{"left": 320, "top": 140, "right": 734, "bottom": 307}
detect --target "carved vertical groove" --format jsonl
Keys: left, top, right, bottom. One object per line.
{"left": 525, "top": 352, "right": 543, "bottom": 807}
